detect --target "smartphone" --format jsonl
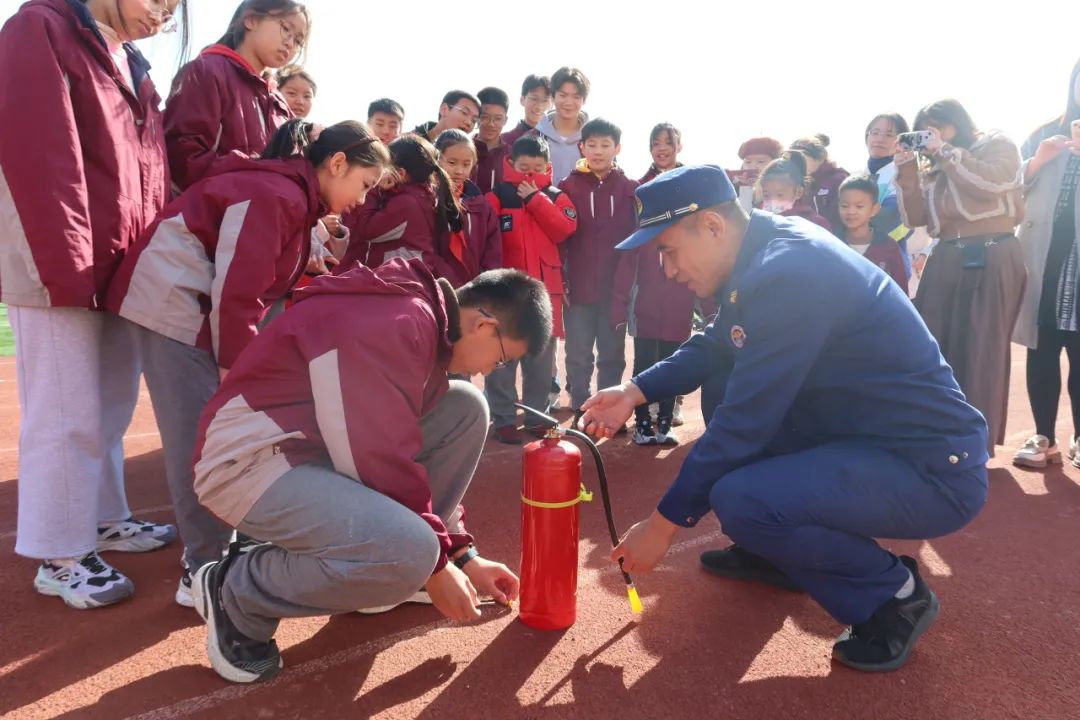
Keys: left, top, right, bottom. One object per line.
{"left": 897, "top": 131, "right": 934, "bottom": 152}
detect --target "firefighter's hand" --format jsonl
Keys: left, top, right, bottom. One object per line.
{"left": 427, "top": 563, "right": 482, "bottom": 622}
{"left": 611, "top": 511, "right": 679, "bottom": 574}
{"left": 580, "top": 382, "right": 646, "bottom": 439}
{"left": 463, "top": 556, "right": 519, "bottom": 606}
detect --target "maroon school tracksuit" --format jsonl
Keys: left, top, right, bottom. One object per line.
{"left": 558, "top": 162, "right": 639, "bottom": 409}
{"left": 501, "top": 120, "right": 534, "bottom": 147}
{"left": 845, "top": 231, "right": 909, "bottom": 290}
{"left": 782, "top": 204, "right": 833, "bottom": 234}
{"left": 472, "top": 139, "right": 509, "bottom": 194}
{"left": 450, "top": 181, "right": 502, "bottom": 286}
{"left": 164, "top": 45, "right": 292, "bottom": 193}
{"left": 610, "top": 246, "right": 697, "bottom": 344}
{"left": 106, "top": 154, "right": 322, "bottom": 369}
{"left": 638, "top": 162, "right": 684, "bottom": 185}
{"left": 192, "top": 259, "right": 472, "bottom": 570}
{"left": 0, "top": 0, "right": 168, "bottom": 309}
{"left": 338, "top": 183, "right": 460, "bottom": 283}
{"left": 804, "top": 161, "right": 849, "bottom": 232}
{"left": 558, "top": 163, "right": 640, "bottom": 306}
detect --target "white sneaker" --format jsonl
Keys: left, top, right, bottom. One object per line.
{"left": 356, "top": 590, "right": 433, "bottom": 615}
{"left": 672, "top": 397, "right": 685, "bottom": 427}
{"left": 34, "top": 552, "right": 134, "bottom": 609}
{"left": 97, "top": 517, "right": 177, "bottom": 553}
{"left": 176, "top": 565, "right": 194, "bottom": 608}
{"left": 1012, "top": 435, "right": 1062, "bottom": 469}
{"left": 547, "top": 392, "right": 562, "bottom": 412}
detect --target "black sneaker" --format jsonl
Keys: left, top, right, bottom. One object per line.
{"left": 656, "top": 418, "right": 679, "bottom": 446}
{"left": 832, "top": 555, "right": 940, "bottom": 673}
{"left": 633, "top": 419, "right": 658, "bottom": 445}
{"left": 699, "top": 545, "right": 802, "bottom": 592}
{"left": 192, "top": 558, "right": 282, "bottom": 683}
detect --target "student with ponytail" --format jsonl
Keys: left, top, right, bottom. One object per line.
{"left": 165, "top": 0, "right": 309, "bottom": 192}
{"left": 339, "top": 134, "right": 464, "bottom": 282}
{"left": 105, "top": 119, "right": 388, "bottom": 605}
{"left": 0, "top": 0, "right": 189, "bottom": 611}
{"left": 435, "top": 130, "right": 502, "bottom": 286}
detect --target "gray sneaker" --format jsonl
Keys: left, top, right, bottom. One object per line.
{"left": 34, "top": 552, "right": 134, "bottom": 609}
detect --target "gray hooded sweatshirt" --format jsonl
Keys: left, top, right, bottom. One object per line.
{"left": 536, "top": 111, "right": 589, "bottom": 186}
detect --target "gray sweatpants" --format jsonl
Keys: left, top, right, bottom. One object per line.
{"left": 564, "top": 303, "right": 627, "bottom": 410}
{"left": 221, "top": 381, "right": 489, "bottom": 641}
{"left": 485, "top": 337, "right": 557, "bottom": 426}
{"left": 129, "top": 323, "right": 231, "bottom": 569}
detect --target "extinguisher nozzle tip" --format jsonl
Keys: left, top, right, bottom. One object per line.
{"left": 627, "top": 586, "right": 644, "bottom": 614}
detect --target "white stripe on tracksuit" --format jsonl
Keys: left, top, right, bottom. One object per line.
{"left": 209, "top": 201, "right": 252, "bottom": 362}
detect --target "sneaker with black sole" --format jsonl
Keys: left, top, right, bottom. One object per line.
{"left": 634, "top": 419, "right": 658, "bottom": 445}
{"left": 699, "top": 545, "right": 802, "bottom": 592}
{"left": 192, "top": 559, "right": 283, "bottom": 683}
{"left": 97, "top": 517, "right": 177, "bottom": 553}
{"left": 656, "top": 418, "right": 679, "bottom": 446}
{"left": 356, "top": 589, "right": 434, "bottom": 615}
{"left": 34, "top": 552, "right": 135, "bottom": 609}
{"left": 832, "top": 555, "right": 939, "bottom": 673}
{"left": 176, "top": 564, "right": 194, "bottom": 608}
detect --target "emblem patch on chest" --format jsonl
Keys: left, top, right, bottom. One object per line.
{"left": 730, "top": 325, "right": 746, "bottom": 349}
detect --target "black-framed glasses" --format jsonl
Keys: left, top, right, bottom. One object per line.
{"left": 478, "top": 308, "right": 509, "bottom": 369}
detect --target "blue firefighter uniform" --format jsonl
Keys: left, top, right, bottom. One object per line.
{"left": 620, "top": 172, "right": 988, "bottom": 625}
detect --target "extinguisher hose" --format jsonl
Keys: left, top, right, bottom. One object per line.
{"left": 515, "top": 404, "right": 644, "bottom": 614}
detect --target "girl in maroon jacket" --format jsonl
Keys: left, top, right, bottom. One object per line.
{"left": 758, "top": 151, "right": 833, "bottom": 233}
{"left": 435, "top": 130, "right": 502, "bottom": 286}
{"left": 610, "top": 242, "right": 699, "bottom": 446}
{"left": 165, "top": 0, "right": 308, "bottom": 193}
{"left": 339, "top": 135, "right": 464, "bottom": 283}
{"left": 0, "top": 0, "right": 187, "bottom": 610}
{"left": 640, "top": 123, "right": 684, "bottom": 184}
{"left": 105, "top": 119, "right": 389, "bottom": 606}
{"left": 790, "top": 134, "right": 851, "bottom": 232}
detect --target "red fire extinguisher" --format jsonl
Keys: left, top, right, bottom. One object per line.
{"left": 517, "top": 406, "right": 643, "bottom": 631}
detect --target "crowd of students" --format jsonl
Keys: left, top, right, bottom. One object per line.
{"left": 1, "top": 0, "right": 1078, "bottom": 651}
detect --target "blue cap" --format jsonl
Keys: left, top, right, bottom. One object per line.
{"left": 617, "top": 164, "right": 737, "bottom": 250}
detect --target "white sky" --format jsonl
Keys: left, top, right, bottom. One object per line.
{"left": 3, "top": 1, "right": 1076, "bottom": 178}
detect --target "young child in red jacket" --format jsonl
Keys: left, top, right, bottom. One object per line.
{"left": 106, "top": 120, "right": 388, "bottom": 607}
{"left": 837, "top": 175, "right": 908, "bottom": 289}
{"left": 485, "top": 135, "right": 578, "bottom": 443}
{"left": 435, "top": 130, "right": 502, "bottom": 286}
{"left": 758, "top": 151, "right": 833, "bottom": 233}
{"left": 558, "top": 118, "right": 639, "bottom": 427}
{"left": 338, "top": 135, "right": 463, "bottom": 283}
{"left": 164, "top": 0, "right": 308, "bottom": 193}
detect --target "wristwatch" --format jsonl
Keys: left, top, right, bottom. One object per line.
{"left": 453, "top": 545, "right": 479, "bottom": 570}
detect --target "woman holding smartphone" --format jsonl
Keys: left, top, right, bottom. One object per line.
{"left": 894, "top": 98, "right": 1026, "bottom": 456}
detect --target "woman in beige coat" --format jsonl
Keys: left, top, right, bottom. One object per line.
{"left": 895, "top": 99, "right": 1026, "bottom": 455}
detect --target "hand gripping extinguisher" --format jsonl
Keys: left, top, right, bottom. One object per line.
{"left": 516, "top": 404, "right": 644, "bottom": 630}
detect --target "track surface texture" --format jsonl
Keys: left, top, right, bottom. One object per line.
{"left": 0, "top": 343, "right": 1076, "bottom": 719}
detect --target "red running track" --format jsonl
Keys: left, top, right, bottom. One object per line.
{"left": 0, "top": 344, "right": 1076, "bottom": 719}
